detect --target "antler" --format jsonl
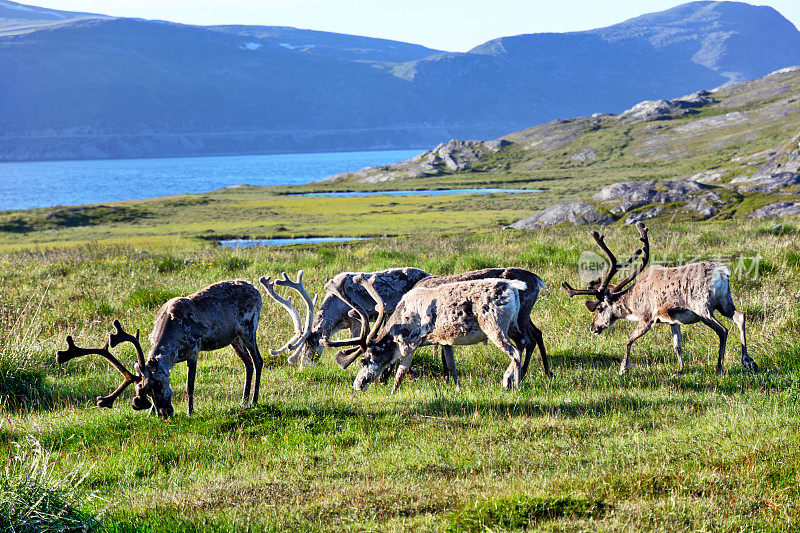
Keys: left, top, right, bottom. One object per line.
{"left": 108, "top": 319, "right": 147, "bottom": 376}
{"left": 351, "top": 274, "right": 386, "bottom": 346}
{"left": 322, "top": 277, "right": 370, "bottom": 349}
{"left": 610, "top": 222, "right": 650, "bottom": 294}
{"left": 561, "top": 281, "right": 603, "bottom": 297}
{"left": 274, "top": 271, "right": 318, "bottom": 356}
{"left": 56, "top": 329, "right": 142, "bottom": 408}
{"left": 591, "top": 230, "right": 621, "bottom": 295}
{"left": 561, "top": 222, "right": 651, "bottom": 300}
{"left": 332, "top": 274, "right": 389, "bottom": 369}
{"left": 260, "top": 274, "right": 307, "bottom": 357}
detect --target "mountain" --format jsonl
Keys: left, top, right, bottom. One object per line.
{"left": 1, "top": 0, "right": 800, "bottom": 161}
{"left": 324, "top": 66, "right": 800, "bottom": 225}
{"left": 0, "top": 0, "right": 107, "bottom": 35}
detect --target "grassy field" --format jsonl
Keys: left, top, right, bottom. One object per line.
{"left": 1, "top": 218, "right": 799, "bottom": 531}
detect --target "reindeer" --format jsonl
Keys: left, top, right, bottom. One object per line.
{"left": 56, "top": 280, "right": 263, "bottom": 418}
{"left": 262, "top": 267, "right": 429, "bottom": 366}
{"left": 264, "top": 268, "right": 550, "bottom": 387}
{"left": 340, "top": 274, "right": 534, "bottom": 392}
{"left": 561, "top": 222, "right": 757, "bottom": 375}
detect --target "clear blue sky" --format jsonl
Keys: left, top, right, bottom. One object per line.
{"left": 20, "top": 0, "right": 800, "bottom": 52}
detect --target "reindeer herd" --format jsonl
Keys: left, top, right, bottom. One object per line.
{"left": 56, "top": 223, "right": 757, "bottom": 418}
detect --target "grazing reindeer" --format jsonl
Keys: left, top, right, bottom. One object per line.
{"left": 561, "top": 222, "right": 756, "bottom": 375}
{"left": 263, "top": 267, "right": 461, "bottom": 384}
{"left": 341, "top": 274, "right": 532, "bottom": 392}
{"left": 56, "top": 280, "right": 263, "bottom": 418}
{"left": 263, "top": 267, "right": 429, "bottom": 367}
{"left": 266, "top": 267, "right": 549, "bottom": 387}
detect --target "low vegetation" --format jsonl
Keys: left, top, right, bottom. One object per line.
{"left": 0, "top": 219, "right": 798, "bottom": 530}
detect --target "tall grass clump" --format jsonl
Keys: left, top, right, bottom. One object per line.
{"left": 0, "top": 287, "right": 50, "bottom": 407}
{"left": 0, "top": 436, "right": 101, "bottom": 532}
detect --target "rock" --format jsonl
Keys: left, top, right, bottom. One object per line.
{"left": 618, "top": 90, "right": 715, "bottom": 123}
{"left": 506, "top": 201, "right": 613, "bottom": 229}
{"left": 736, "top": 172, "right": 800, "bottom": 193}
{"left": 483, "top": 139, "right": 510, "bottom": 152}
{"left": 570, "top": 148, "right": 597, "bottom": 162}
{"left": 750, "top": 202, "right": 800, "bottom": 218}
{"left": 592, "top": 180, "right": 714, "bottom": 214}
{"left": 624, "top": 205, "right": 663, "bottom": 225}
{"left": 732, "top": 134, "right": 800, "bottom": 193}
{"left": 319, "top": 138, "right": 508, "bottom": 183}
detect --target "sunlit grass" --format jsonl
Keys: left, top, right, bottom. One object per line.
{"left": 0, "top": 219, "right": 798, "bottom": 530}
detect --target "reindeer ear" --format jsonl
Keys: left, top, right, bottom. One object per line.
{"left": 585, "top": 300, "right": 601, "bottom": 312}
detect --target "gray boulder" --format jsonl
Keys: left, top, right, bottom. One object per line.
{"left": 507, "top": 201, "right": 612, "bottom": 229}
{"left": 592, "top": 180, "right": 717, "bottom": 214}
{"left": 618, "top": 90, "right": 715, "bottom": 123}
{"left": 570, "top": 148, "right": 597, "bottom": 162}
{"left": 624, "top": 205, "right": 663, "bottom": 225}
{"left": 750, "top": 202, "right": 800, "bottom": 218}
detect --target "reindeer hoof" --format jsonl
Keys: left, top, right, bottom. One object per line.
{"left": 96, "top": 397, "right": 114, "bottom": 408}
{"left": 742, "top": 357, "right": 758, "bottom": 372}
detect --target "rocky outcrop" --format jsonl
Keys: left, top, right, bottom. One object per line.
{"left": 618, "top": 90, "right": 716, "bottom": 123}
{"left": 506, "top": 201, "right": 612, "bottom": 229}
{"left": 750, "top": 202, "right": 800, "bottom": 218}
{"left": 508, "top": 179, "right": 730, "bottom": 229}
{"left": 319, "top": 138, "right": 509, "bottom": 183}
{"left": 591, "top": 180, "right": 722, "bottom": 216}
{"left": 736, "top": 172, "right": 800, "bottom": 193}
{"left": 732, "top": 134, "right": 800, "bottom": 193}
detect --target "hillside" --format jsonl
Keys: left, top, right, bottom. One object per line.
{"left": 322, "top": 66, "right": 800, "bottom": 226}
{"left": 2, "top": 1, "right": 800, "bottom": 161}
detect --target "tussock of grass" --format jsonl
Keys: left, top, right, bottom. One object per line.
{"left": 0, "top": 437, "right": 100, "bottom": 532}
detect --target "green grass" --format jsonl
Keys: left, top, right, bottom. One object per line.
{"left": 0, "top": 220, "right": 798, "bottom": 531}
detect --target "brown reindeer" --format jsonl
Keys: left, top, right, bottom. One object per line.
{"left": 56, "top": 280, "right": 263, "bottom": 417}
{"left": 561, "top": 222, "right": 756, "bottom": 375}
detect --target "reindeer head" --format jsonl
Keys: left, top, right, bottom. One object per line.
{"left": 260, "top": 271, "right": 318, "bottom": 366}
{"left": 311, "top": 273, "right": 396, "bottom": 391}
{"left": 562, "top": 222, "right": 650, "bottom": 335}
{"left": 56, "top": 320, "right": 174, "bottom": 417}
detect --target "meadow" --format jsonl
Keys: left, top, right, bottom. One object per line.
{"left": 1, "top": 218, "right": 798, "bottom": 531}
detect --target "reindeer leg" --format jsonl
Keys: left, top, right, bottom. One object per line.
{"left": 732, "top": 312, "right": 756, "bottom": 371}
{"left": 670, "top": 323, "right": 684, "bottom": 372}
{"left": 243, "top": 330, "right": 263, "bottom": 404}
{"left": 440, "top": 345, "right": 459, "bottom": 391}
{"left": 480, "top": 324, "right": 523, "bottom": 390}
{"left": 186, "top": 359, "right": 197, "bottom": 415}
{"left": 530, "top": 322, "right": 551, "bottom": 378}
{"left": 621, "top": 320, "right": 652, "bottom": 376}
{"left": 699, "top": 314, "right": 728, "bottom": 374}
{"left": 232, "top": 338, "right": 254, "bottom": 404}
{"left": 392, "top": 349, "right": 415, "bottom": 394}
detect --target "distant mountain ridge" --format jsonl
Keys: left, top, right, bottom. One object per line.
{"left": 1, "top": 0, "right": 800, "bottom": 161}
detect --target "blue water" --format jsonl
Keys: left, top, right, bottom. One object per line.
{"left": 0, "top": 150, "right": 420, "bottom": 212}
{"left": 220, "top": 237, "right": 368, "bottom": 248}
{"left": 292, "top": 188, "right": 540, "bottom": 198}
